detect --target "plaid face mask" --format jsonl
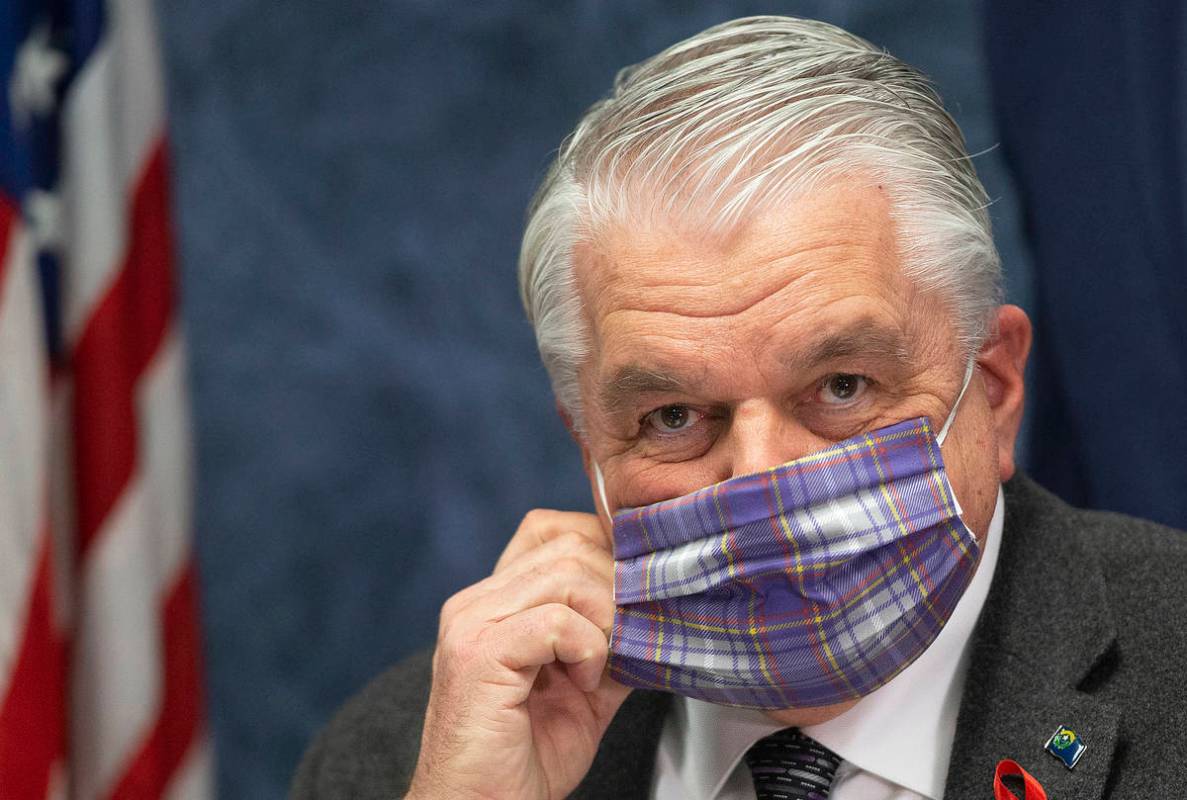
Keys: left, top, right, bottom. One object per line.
{"left": 596, "top": 361, "right": 981, "bottom": 709}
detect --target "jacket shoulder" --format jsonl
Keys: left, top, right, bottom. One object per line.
{"left": 290, "top": 649, "right": 432, "bottom": 800}
{"left": 1074, "top": 505, "right": 1187, "bottom": 562}
{"left": 1070, "top": 503, "right": 1187, "bottom": 669}
{"left": 1005, "top": 473, "right": 1187, "bottom": 570}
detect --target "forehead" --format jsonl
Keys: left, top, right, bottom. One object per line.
{"left": 579, "top": 182, "right": 906, "bottom": 316}
{"left": 574, "top": 182, "right": 932, "bottom": 389}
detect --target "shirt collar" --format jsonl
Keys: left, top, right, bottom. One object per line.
{"left": 665, "top": 485, "right": 1005, "bottom": 800}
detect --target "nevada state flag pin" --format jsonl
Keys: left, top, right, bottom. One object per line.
{"left": 1045, "top": 724, "right": 1086, "bottom": 769}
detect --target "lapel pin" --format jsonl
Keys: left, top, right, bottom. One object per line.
{"left": 1044, "top": 724, "right": 1086, "bottom": 769}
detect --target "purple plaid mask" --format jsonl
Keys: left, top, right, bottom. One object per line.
{"left": 595, "top": 361, "right": 981, "bottom": 709}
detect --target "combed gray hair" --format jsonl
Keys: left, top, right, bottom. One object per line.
{"left": 518, "top": 16, "right": 1002, "bottom": 425}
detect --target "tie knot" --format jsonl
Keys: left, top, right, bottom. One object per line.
{"left": 744, "top": 728, "right": 841, "bottom": 800}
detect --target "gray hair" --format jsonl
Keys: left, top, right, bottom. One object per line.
{"left": 518, "top": 16, "right": 1002, "bottom": 426}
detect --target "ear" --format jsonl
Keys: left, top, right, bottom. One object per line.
{"left": 974, "top": 305, "right": 1032, "bottom": 481}
{"left": 559, "top": 402, "right": 615, "bottom": 530}
{"left": 557, "top": 402, "right": 593, "bottom": 473}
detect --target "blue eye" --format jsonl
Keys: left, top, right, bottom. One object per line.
{"left": 646, "top": 405, "right": 702, "bottom": 433}
{"left": 819, "top": 374, "right": 869, "bottom": 405}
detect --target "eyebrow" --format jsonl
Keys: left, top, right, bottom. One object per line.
{"left": 599, "top": 365, "right": 690, "bottom": 418}
{"left": 597, "top": 320, "right": 912, "bottom": 418}
{"left": 788, "top": 322, "right": 913, "bottom": 371}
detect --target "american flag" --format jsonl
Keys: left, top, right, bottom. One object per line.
{"left": 0, "top": 0, "right": 213, "bottom": 797}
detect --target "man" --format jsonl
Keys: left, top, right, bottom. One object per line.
{"left": 293, "top": 16, "right": 1187, "bottom": 799}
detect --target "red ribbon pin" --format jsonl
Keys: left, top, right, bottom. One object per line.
{"left": 994, "top": 759, "right": 1047, "bottom": 800}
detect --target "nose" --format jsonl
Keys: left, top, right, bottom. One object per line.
{"left": 726, "top": 399, "right": 832, "bottom": 478}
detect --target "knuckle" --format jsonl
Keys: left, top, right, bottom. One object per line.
{"left": 437, "top": 613, "right": 460, "bottom": 645}
{"left": 439, "top": 592, "right": 464, "bottom": 620}
{"left": 470, "top": 627, "right": 511, "bottom": 672}
{"left": 438, "top": 587, "right": 476, "bottom": 629}
{"left": 519, "top": 507, "right": 556, "bottom": 531}
{"left": 439, "top": 628, "right": 485, "bottom": 668}
{"left": 552, "top": 555, "right": 592, "bottom": 582}
{"left": 555, "top": 529, "right": 592, "bottom": 551}
{"left": 543, "top": 603, "right": 572, "bottom": 631}
{"left": 437, "top": 595, "right": 476, "bottom": 643}
{"left": 436, "top": 623, "right": 462, "bottom": 655}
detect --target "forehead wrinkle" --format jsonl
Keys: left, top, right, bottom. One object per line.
{"left": 596, "top": 236, "right": 875, "bottom": 321}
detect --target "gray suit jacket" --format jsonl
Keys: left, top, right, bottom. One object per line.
{"left": 292, "top": 475, "right": 1187, "bottom": 799}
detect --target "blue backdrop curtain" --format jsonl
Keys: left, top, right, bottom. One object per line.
{"left": 985, "top": 1, "right": 1187, "bottom": 529}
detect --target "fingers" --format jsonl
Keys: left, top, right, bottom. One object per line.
{"left": 486, "top": 603, "right": 608, "bottom": 694}
{"left": 434, "top": 508, "right": 618, "bottom": 700}
{"left": 448, "top": 530, "right": 615, "bottom": 630}
{"left": 495, "top": 509, "right": 610, "bottom": 573}
{"left": 588, "top": 669, "right": 634, "bottom": 724}
{"left": 486, "top": 549, "right": 615, "bottom": 634}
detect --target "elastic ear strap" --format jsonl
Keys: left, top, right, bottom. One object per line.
{"left": 593, "top": 462, "right": 612, "bottom": 519}
{"left": 936, "top": 358, "right": 977, "bottom": 446}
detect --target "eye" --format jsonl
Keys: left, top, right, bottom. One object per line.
{"left": 818, "top": 373, "right": 869, "bottom": 405}
{"left": 644, "top": 404, "right": 703, "bottom": 434}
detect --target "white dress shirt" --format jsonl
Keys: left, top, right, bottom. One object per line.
{"left": 650, "top": 487, "right": 1005, "bottom": 800}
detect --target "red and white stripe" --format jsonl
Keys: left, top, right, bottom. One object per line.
{"left": 61, "top": 0, "right": 212, "bottom": 795}
{"left": 0, "top": 196, "right": 69, "bottom": 800}
{"left": 1, "top": 0, "right": 213, "bottom": 795}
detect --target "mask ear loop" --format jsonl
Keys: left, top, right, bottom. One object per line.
{"left": 593, "top": 462, "right": 612, "bottom": 520}
{"left": 936, "top": 357, "right": 977, "bottom": 447}
{"left": 935, "top": 357, "right": 977, "bottom": 518}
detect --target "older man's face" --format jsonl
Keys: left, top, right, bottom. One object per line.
{"left": 574, "top": 180, "right": 1027, "bottom": 561}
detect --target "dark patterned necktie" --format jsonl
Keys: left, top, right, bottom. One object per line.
{"left": 743, "top": 728, "right": 842, "bottom": 800}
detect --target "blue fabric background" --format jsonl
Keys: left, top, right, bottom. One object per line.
{"left": 156, "top": 2, "right": 1031, "bottom": 797}
{"left": 985, "top": 0, "right": 1187, "bottom": 529}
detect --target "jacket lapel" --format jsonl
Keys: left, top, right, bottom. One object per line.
{"left": 944, "top": 476, "right": 1120, "bottom": 799}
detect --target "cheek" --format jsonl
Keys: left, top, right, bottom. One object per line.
{"left": 945, "top": 408, "right": 1001, "bottom": 544}
{"left": 612, "top": 460, "right": 719, "bottom": 509}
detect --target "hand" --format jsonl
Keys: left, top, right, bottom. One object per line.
{"left": 406, "top": 510, "right": 631, "bottom": 800}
